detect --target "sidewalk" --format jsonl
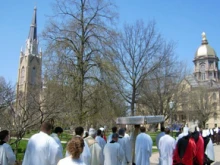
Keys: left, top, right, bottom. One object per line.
{"left": 150, "top": 144, "right": 220, "bottom": 165}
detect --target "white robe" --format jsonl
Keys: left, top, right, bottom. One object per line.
{"left": 66, "top": 139, "right": 91, "bottom": 165}
{"left": 135, "top": 133, "right": 153, "bottom": 165}
{"left": 118, "top": 136, "right": 132, "bottom": 165}
{"left": 156, "top": 132, "right": 165, "bottom": 149}
{"left": 58, "top": 156, "right": 86, "bottom": 165}
{"left": 158, "top": 134, "right": 176, "bottom": 165}
{"left": 205, "top": 139, "right": 215, "bottom": 162}
{"left": 107, "top": 134, "right": 112, "bottom": 143}
{"left": 103, "top": 142, "right": 124, "bottom": 165}
{"left": 22, "top": 131, "right": 62, "bottom": 165}
{"left": 0, "top": 143, "right": 16, "bottom": 165}
{"left": 95, "top": 136, "right": 106, "bottom": 165}
{"left": 85, "top": 136, "right": 102, "bottom": 165}
{"left": 51, "top": 133, "right": 63, "bottom": 155}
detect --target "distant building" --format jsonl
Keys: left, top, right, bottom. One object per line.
{"left": 177, "top": 32, "right": 220, "bottom": 128}
{"left": 16, "top": 7, "right": 42, "bottom": 108}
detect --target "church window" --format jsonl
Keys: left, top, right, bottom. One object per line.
{"left": 20, "top": 67, "right": 25, "bottom": 84}
{"left": 31, "top": 67, "right": 36, "bottom": 84}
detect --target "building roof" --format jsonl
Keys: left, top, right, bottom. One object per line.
{"left": 185, "top": 74, "right": 220, "bottom": 89}
{"left": 195, "top": 32, "right": 217, "bottom": 58}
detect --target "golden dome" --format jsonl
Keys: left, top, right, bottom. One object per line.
{"left": 195, "top": 32, "right": 216, "bottom": 57}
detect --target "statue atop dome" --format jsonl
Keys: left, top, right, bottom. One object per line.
{"left": 202, "top": 32, "right": 207, "bottom": 41}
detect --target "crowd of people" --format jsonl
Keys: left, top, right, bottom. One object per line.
{"left": 0, "top": 122, "right": 217, "bottom": 165}
{"left": 156, "top": 125, "right": 216, "bottom": 165}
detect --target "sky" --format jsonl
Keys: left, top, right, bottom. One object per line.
{"left": 1, "top": 0, "right": 220, "bottom": 84}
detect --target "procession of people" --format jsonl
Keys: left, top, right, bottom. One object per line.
{"left": 0, "top": 121, "right": 218, "bottom": 165}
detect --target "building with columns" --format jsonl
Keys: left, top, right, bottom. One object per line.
{"left": 16, "top": 7, "right": 42, "bottom": 106}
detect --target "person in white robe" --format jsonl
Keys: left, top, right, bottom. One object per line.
{"left": 51, "top": 127, "right": 63, "bottom": 155}
{"left": 156, "top": 126, "right": 165, "bottom": 149}
{"left": 58, "top": 137, "right": 86, "bottom": 165}
{"left": 158, "top": 127, "right": 176, "bottom": 165}
{"left": 107, "top": 126, "right": 117, "bottom": 143}
{"left": 103, "top": 133, "right": 124, "bottom": 165}
{"left": 117, "top": 128, "right": 132, "bottom": 165}
{"left": 66, "top": 126, "right": 91, "bottom": 165}
{"left": 135, "top": 126, "right": 153, "bottom": 165}
{"left": 124, "top": 127, "right": 130, "bottom": 139}
{"left": 0, "top": 130, "right": 16, "bottom": 165}
{"left": 22, "top": 122, "right": 62, "bottom": 165}
{"left": 202, "top": 129, "right": 215, "bottom": 164}
{"left": 84, "top": 128, "right": 102, "bottom": 165}
{"left": 130, "top": 124, "right": 140, "bottom": 164}
{"left": 95, "top": 129, "right": 106, "bottom": 165}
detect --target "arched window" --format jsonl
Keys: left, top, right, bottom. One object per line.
{"left": 20, "top": 67, "right": 25, "bottom": 84}
{"left": 200, "top": 64, "right": 206, "bottom": 80}
{"left": 31, "top": 67, "right": 36, "bottom": 84}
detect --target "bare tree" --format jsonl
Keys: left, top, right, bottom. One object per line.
{"left": 111, "top": 20, "right": 173, "bottom": 116}
{"left": 42, "top": 0, "right": 118, "bottom": 124}
{"left": 138, "top": 51, "right": 187, "bottom": 115}
{"left": 189, "top": 86, "right": 217, "bottom": 128}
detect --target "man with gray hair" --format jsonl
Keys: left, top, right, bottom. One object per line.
{"left": 84, "top": 128, "right": 102, "bottom": 165}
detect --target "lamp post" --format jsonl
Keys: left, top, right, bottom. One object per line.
{"left": 169, "top": 101, "right": 174, "bottom": 135}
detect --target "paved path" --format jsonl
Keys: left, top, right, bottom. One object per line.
{"left": 150, "top": 144, "right": 220, "bottom": 165}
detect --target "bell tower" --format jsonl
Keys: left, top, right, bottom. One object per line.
{"left": 193, "top": 32, "right": 219, "bottom": 82}
{"left": 16, "top": 7, "right": 42, "bottom": 103}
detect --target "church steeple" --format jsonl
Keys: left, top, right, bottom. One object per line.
{"left": 28, "top": 7, "right": 37, "bottom": 41}
{"left": 25, "top": 7, "right": 38, "bottom": 55}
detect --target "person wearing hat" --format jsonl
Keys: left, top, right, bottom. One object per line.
{"left": 158, "top": 127, "right": 176, "bottom": 165}
{"left": 173, "top": 125, "right": 196, "bottom": 165}
{"left": 84, "top": 128, "right": 102, "bottom": 165}
{"left": 103, "top": 133, "right": 124, "bottom": 165}
{"left": 202, "top": 129, "right": 215, "bottom": 165}
{"left": 190, "top": 125, "right": 204, "bottom": 165}
{"left": 176, "top": 126, "right": 189, "bottom": 142}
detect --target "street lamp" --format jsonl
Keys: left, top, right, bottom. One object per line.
{"left": 169, "top": 101, "right": 174, "bottom": 134}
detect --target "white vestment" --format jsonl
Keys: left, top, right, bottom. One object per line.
{"left": 103, "top": 142, "right": 124, "bottom": 165}
{"left": 66, "top": 138, "right": 91, "bottom": 165}
{"left": 107, "top": 134, "right": 112, "bottom": 143}
{"left": 156, "top": 132, "right": 165, "bottom": 149}
{"left": 22, "top": 131, "right": 62, "bottom": 165}
{"left": 118, "top": 136, "right": 132, "bottom": 165}
{"left": 0, "top": 143, "right": 16, "bottom": 165}
{"left": 205, "top": 139, "right": 215, "bottom": 162}
{"left": 85, "top": 136, "right": 102, "bottom": 165}
{"left": 58, "top": 156, "right": 86, "bottom": 165}
{"left": 95, "top": 136, "right": 106, "bottom": 165}
{"left": 158, "top": 134, "right": 176, "bottom": 165}
{"left": 51, "top": 133, "right": 63, "bottom": 154}
{"left": 135, "top": 133, "right": 153, "bottom": 165}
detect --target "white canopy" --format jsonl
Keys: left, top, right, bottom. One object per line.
{"left": 116, "top": 115, "right": 164, "bottom": 125}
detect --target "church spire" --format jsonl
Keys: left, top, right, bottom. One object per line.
{"left": 25, "top": 7, "right": 38, "bottom": 55}
{"left": 28, "top": 6, "right": 37, "bottom": 41}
